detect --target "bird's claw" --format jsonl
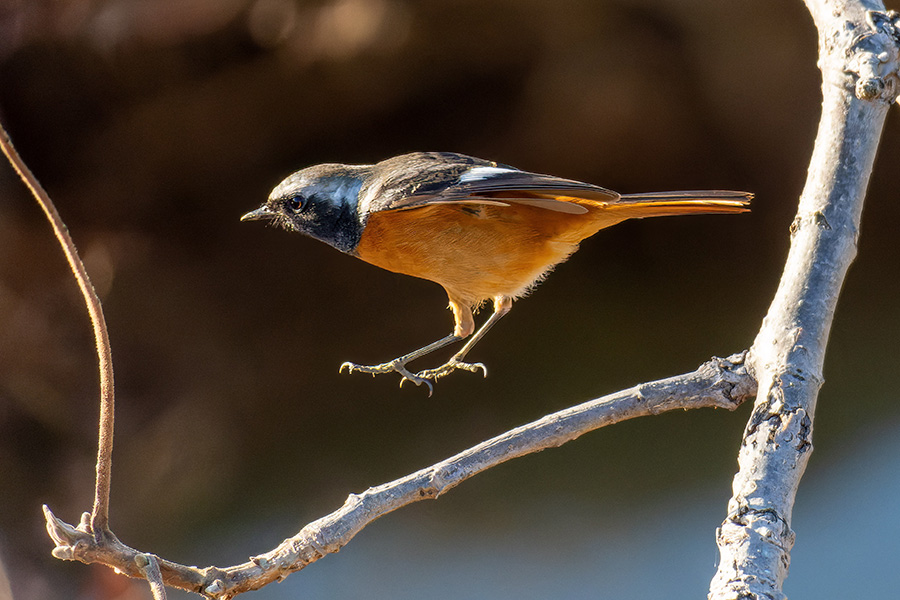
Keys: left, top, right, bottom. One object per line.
{"left": 398, "top": 373, "right": 434, "bottom": 396}
{"left": 340, "top": 360, "right": 435, "bottom": 396}
{"left": 339, "top": 361, "right": 391, "bottom": 376}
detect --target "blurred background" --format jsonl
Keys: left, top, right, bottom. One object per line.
{"left": 1, "top": 0, "right": 899, "bottom": 598}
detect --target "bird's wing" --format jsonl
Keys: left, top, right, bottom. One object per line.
{"left": 363, "top": 152, "right": 620, "bottom": 216}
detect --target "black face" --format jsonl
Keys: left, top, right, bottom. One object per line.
{"left": 243, "top": 167, "right": 368, "bottom": 254}
{"left": 260, "top": 190, "right": 363, "bottom": 254}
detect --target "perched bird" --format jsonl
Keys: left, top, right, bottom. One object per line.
{"left": 242, "top": 152, "right": 750, "bottom": 394}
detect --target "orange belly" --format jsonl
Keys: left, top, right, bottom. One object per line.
{"left": 354, "top": 202, "right": 615, "bottom": 307}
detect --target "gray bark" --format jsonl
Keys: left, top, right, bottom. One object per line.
{"left": 709, "top": 2, "right": 899, "bottom": 598}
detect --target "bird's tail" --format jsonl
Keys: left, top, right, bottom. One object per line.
{"left": 612, "top": 190, "right": 752, "bottom": 218}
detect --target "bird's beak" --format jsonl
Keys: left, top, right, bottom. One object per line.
{"left": 241, "top": 206, "right": 274, "bottom": 222}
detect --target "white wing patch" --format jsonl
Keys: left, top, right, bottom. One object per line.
{"left": 457, "top": 166, "right": 520, "bottom": 183}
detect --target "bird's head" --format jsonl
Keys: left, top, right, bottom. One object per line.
{"left": 242, "top": 163, "right": 370, "bottom": 253}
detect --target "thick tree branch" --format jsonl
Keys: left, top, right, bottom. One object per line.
{"left": 43, "top": 353, "right": 754, "bottom": 597}
{"left": 709, "top": 2, "right": 899, "bottom": 599}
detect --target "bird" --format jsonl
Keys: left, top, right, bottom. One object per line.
{"left": 242, "top": 151, "right": 751, "bottom": 394}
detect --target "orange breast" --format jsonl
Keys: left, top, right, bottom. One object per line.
{"left": 354, "top": 201, "right": 615, "bottom": 307}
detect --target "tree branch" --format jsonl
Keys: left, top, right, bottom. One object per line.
{"left": 0, "top": 123, "right": 116, "bottom": 538}
{"left": 43, "top": 353, "right": 754, "bottom": 597}
{"left": 709, "top": 2, "right": 899, "bottom": 598}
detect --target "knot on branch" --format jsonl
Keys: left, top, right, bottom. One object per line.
{"left": 846, "top": 11, "right": 900, "bottom": 102}
{"left": 868, "top": 10, "right": 900, "bottom": 44}
{"left": 711, "top": 501, "right": 796, "bottom": 599}
{"left": 204, "top": 578, "right": 226, "bottom": 597}
{"left": 720, "top": 500, "right": 797, "bottom": 562}
{"left": 701, "top": 351, "right": 757, "bottom": 409}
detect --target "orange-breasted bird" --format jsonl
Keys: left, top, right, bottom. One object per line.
{"left": 242, "top": 152, "right": 751, "bottom": 394}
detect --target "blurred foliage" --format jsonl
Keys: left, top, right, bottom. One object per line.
{"left": 0, "top": 1, "right": 898, "bottom": 598}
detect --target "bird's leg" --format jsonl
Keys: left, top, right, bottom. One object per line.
{"left": 340, "top": 297, "right": 478, "bottom": 394}
{"left": 414, "top": 296, "right": 513, "bottom": 382}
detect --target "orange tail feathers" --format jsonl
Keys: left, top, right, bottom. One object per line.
{"left": 613, "top": 190, "right": 752, "bottom": 218}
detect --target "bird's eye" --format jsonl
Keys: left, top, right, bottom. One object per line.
{"left": 286, "top": 196, "right": 307, "bottom": 212}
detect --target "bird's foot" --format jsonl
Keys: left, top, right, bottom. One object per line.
{"left": 340, "top": 360, "right": 435, "bottom": 396}
{"left": 340, "top": 358, "right": 487, "bottom": 395}
{"left": 415, "top": 359, "right": 487, "bottom": 382}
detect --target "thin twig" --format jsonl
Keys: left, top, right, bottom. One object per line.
{"left": 709, "top": 2, "right": 899, "bottom": 598}
{"left": 136, "top": 554, "right": 168, "bottom": 600}
{"left": 42, "top": 353, "right": 755, "bottom": 597}
{"left": 0, "top": 123, "right": 116, "bottom": 537}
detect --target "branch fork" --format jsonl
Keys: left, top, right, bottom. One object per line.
{"left": 39, "top": 354, "right": 755, "bottom": 598}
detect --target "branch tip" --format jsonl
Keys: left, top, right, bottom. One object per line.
{"left": 43, "top": 506, "right": 81, "bottom": 546}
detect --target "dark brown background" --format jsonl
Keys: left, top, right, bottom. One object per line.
{"left": 1, "top": 1, "right": 898, "bottom": 598}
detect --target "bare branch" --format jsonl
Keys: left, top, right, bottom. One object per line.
{"left": 709, "top": 2, "right": 900, "bottom": 598}
{"left": 0, "top": 122, "right": 116, "bottom": 537}
{"left": 43, "top": 353, "right": 755, "bottom": 597}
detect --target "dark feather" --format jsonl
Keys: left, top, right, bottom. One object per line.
{"left": 362, "top": 152, "right": 617, "bottom": 215}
